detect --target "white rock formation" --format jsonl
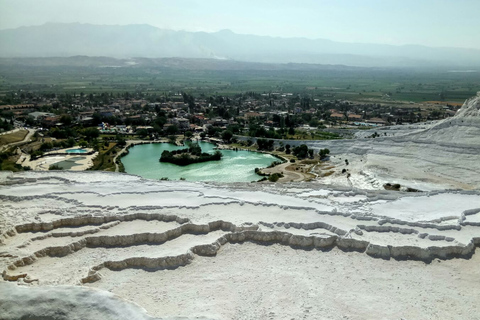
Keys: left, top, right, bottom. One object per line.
{"left": 1, "top": 93, "right": 480, "bottom": 319}
{"left": 288, "top": 93, "right": 480, "bottom": 190}
{"left": 1, "top": 170, "right": 479, "bottom": 319}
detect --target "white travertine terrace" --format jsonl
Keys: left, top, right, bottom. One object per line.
{"left": 288, "top": 92, "right": 480, "bottom": 190}
{"left": 1, "top": 170, "right": 480, "bottom": 319}
{"left": 1, "top": 93, "right": 480, "bottom": 319}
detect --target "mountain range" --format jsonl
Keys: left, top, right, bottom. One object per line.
{"left": 0, "top": 23, "right": 479, "bottom": 68}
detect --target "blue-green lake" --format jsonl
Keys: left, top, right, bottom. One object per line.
{"left": 121, "top": 141, "right": 277, "bottom": 182}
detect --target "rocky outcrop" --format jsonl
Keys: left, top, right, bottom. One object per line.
{"left": 0, "top": 282, "right": 161, "bottom": 320}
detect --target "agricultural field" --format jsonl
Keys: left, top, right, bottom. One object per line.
{"left": 1, "top": 58, "right": 479, "bottom": 104}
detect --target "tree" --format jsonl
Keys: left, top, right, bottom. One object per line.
{"left": 166, "top": 125, "right": 179, "bottom": 135}
{"left": 200, "top": 132, "right": 206, "bottom": 140}
{"left": 184, "top": 131, "right": 193, "bottom": 140}
{"left": 136, "top": 129, "right": 148, "bottom": 138}
{"left": 39, "top": 142, "right": 53, "bottom": 151}
{"left": 60, "top": 114, "right": 73, "bottom": 125}
{"left": 116, "top": 135, "right": 126, "bottom": 147}
{"left": 221, "top": 130, "right": 233, "bottom": 143}
{"left": 293, "top": 144, "right": 309, "bottom": 159}
{"left": 25, "top": 116, "right": 35, "bottom": 127}
{"left": 257, "top": 138, "right": 274, "bottom": 151}
{"left": 319, "top": 148, "right": 330, "bottom": 159}
{"left": 285, "top": 144, "right": 291, "bottom": 154}
{"left": 83, "top": 128, "right": 99, "bottom": 141}
{"left": 66, "top": 137, "right": 76, "bottom": 148}
{"left": 168, "top": 135, "right": 177, "bottom": 144}
{"left": 154, "top": 115, "right": 167, "bottom": 127}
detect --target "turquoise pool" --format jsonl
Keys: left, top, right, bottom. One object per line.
{"left": 122, "top": 141, "right": 277, "bottom": 182}
{"left": 66, "top": 148, "right": 88, "bottom": 154}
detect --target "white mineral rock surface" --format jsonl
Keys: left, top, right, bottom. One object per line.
{"left": 0, "top": 170, "right": 479, "bottom": 319}
{"left": 1, "top": 93, "right": 480, "bottom": 319}
{"left": 298, "top": 92, "right": 480, "bottom": 190}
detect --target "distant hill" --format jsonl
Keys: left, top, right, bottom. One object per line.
{"left": 1, "top": 23, "right": 479, "bottom": 68}
{"left": 0, "top": 56, "right": 368, "bottom": 71}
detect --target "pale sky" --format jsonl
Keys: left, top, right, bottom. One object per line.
{"left": 1, "top": 0, "right": 479, "bottom": 49}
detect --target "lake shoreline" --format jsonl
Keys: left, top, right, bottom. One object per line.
{"left": 119, "top": 139, "right": 281, "bottom": 183}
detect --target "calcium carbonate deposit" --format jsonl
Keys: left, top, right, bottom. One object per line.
{"left": 1, "top": 93, "right": 480, "bottom": 319}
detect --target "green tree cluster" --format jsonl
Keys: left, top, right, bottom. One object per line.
{"left": 319, "top": 148, "right": 330, "bottom": 159}
{"left": 256, "top": 139, "right": 274, "bottom": 151}
{"left": 292, "top": 144, "right": 309, "bottom": 159}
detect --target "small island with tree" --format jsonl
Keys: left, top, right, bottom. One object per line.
{"left": 159, "top": 142, "right": 223, "bottom": 166}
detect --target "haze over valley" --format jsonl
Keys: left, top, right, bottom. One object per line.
{"left": 1, "top": 23, "right": 480, "bottom": 68}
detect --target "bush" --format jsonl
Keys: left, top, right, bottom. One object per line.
{"left": 40, "top": 142, "right": 53, "bottom": 151}
{"left": 267, "top": 161, "right": 282, "bottom": 168}
{"left": 30, "top": 150, "right": 44, "bottom": 160}
{"left": 319, "top": 148, "right": 330, "bottom": 159}
{"left": 268, "top": 173, "right": 283, "bottom": 182}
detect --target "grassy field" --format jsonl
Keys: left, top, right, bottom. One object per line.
{"left": 0, "top": 129, "right": 28, "bottom": 146}
{"left": 89, "top": 142, "right": 120, "bottom": 171}
{"left": 284, "top": 130, "right": 344, "bottom": 140}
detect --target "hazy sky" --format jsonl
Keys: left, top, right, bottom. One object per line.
{"left": 1, "top": 0, "right": 479, "bottom": 49}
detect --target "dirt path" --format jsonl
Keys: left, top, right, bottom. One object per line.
{"left": 113, "top": 142, "right": 132, "bottom": 172}
{"left": 261, "top": 161, "right": 310, "bottom": 182}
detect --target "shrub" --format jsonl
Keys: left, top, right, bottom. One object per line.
{"left": 319, "top": 148, "right": 330, "bottom": 159}
{"left": 292, "top": 144, "right": 308, "bottom": 159}
{"left": 268, "top": 173, "right": 284, "bottom": 182}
